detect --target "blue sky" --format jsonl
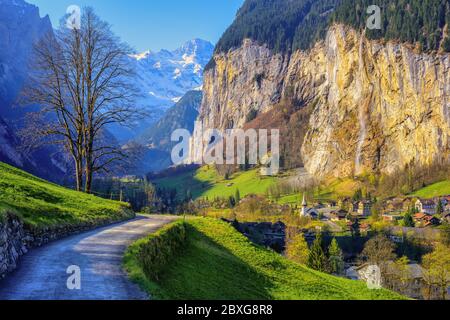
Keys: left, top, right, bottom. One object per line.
{"left": 27, "top": 0, "right": 244, "bottom": 52}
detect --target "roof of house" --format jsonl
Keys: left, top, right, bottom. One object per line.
{"left": 306, "top": 208, "right": 319, "bottom": 216}
{"left": 382, "top": 212, "right": 403, "bottom": 217}
{"left": 414, "top": 213, "right": 429, "bottom": 220}
{"left": 418, "top": 199, "right": 436, "bottom": 206}
{"left": 331, "top": 209, "right": 348, "bottom": 217}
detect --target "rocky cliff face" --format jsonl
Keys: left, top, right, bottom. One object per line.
{"left": 0, "top": 0, "right": 70, "bottom": 180}
{"left": 194, "top": 25, "right": 450, "bottom": 178}
{"left": 0, "top": 0, "right": 52, "bottom": 119}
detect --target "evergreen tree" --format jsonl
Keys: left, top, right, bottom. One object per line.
{"left": 228, "top": 195, "right": 236, "bottom": 208}
{"left": 307, "top": 233, "right": 327, "bottom": 272}
{"left": 328, "top": 238, "right": 345, "bottom": 275}
{"left": 352, "top": 189, "right": 363, "bottom": 202}
{"left": 235, "top": 189, "right": 241, "bottom": 204}
{"left": 350, "top": 218, "right": 361, "bottom": 238}
{"left": 436, "top": 200, "right": 444, "bottom": 216}
{"left": 403, "top": 210, "right": 415, "bottom": 227}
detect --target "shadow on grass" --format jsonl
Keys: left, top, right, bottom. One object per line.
{"left": 152, "top": 223, "right": 274, "bottom": 300}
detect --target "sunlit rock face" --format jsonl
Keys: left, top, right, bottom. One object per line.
{"left": 193, "top": 25, "right": 450, "bottom": 178}
{"left": 301, "top": 25, "right": 450, "bottom": 178}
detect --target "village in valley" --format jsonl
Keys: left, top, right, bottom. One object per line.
{"left": 95, "top": 164, "right": 450, "bottom": 300}
{"left": 216, "top": 189, "right": 450, "bottom": 300}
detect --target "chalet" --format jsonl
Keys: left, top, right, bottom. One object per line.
{"left": 413, "top": 213, "right": 440, "bottom": 227}
{"left": 440, "top": 195, "right": 450, "bottom": 206}
{"left": 415, "top": 199, "right": 436, "bottom": 215}
{"left": 330, "top": 209, "right": 349, "bottom": 222}
{"left": 382, "top": 212, "right": 403, "bottom": 222}
{"left": 327, "top": 201, "right": 337, "bottom": 208}
{"left": 360, "top": 223, "right": 371, "bottom": 233}
{"left": 385, "top": 197, "right": 411, "bottom": 212}
{"left": 347, "top": 263, "right": 447, "bottom": 300}
{"left": 357, "top": 201, "right": 372, "bottom": 217}
{"left": 439, "top": 196, "right": 450, "bottom": 213}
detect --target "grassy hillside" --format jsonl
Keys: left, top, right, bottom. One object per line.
{"left": 152, "top": 166, "right": 279, "bottom": 200}
{"left": 125, "top": 218, "right": 405, "bottom": 300}
{"left": 152, "top": 165, "right": 365, "bottom": 206}
{"left": 0, "top": 162, "right": 132, "bottom": 227}
{"left": 411, "top": 180, "right": 450, "bottom": 198}
{"left": 275, "top": 177, "right": 364, "bottom": 206}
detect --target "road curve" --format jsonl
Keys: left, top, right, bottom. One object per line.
{"left": 0, "top": 215, "right": 177, "bottom": 300}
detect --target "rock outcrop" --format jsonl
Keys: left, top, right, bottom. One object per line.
{"left": 194, "top": 25, "right": 450, "bottom": 178}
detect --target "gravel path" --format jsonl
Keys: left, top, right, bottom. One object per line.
{"left": 0, "top": 215, "right": 177, "bottom": 300}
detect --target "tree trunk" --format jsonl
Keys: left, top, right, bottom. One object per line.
{"left": 85, "top": 160, "right": 92, "bottom": 194}
{"left": 75, "top": 160, "right": 83, "bottom": 192}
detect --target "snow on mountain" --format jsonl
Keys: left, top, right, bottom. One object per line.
{"left": 114, "top": 39, "right": 213, "bottom": 142}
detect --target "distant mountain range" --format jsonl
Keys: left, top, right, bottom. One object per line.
{"left": 127, "top": 90, "right": 203, "bottom": 175}
{"left": 0, "top": 0, "right": 212, "bottom": 178}
{"left": 112, "top": 39, "right": 213, "bottom": 142}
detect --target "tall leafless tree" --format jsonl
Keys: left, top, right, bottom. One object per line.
{"left": 22, "top": 7, "right": 140, "bottom": 193}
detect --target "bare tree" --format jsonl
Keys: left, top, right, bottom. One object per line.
{"left": 22, "top": 7, "right": 140, "bottom": 192}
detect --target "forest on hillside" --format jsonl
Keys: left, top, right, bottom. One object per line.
{"left": 333, "top": 0, "right": 450, "bottom": 52}
{"left": 211, "top": 0, "right": 450, "bottom": 61}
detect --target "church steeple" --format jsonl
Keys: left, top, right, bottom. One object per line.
{"left": 302, "top": 194, "right": 307, "bottom": 207}
{"left": 301, "top": 194, "right": 308, "bottom": 217}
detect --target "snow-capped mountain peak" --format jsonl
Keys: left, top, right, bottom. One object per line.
{"left": 117, "top": 39, "right": 213, "bottom": 141}
{"left": 129, "top": 50, "right": 152, "bottom": 61}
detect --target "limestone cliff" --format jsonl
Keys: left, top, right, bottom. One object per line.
{"left": 193, "top": 25, "right": 450, "bottom": 178}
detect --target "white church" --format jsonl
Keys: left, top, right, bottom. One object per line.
{"left": 300, "top": 194, "right": 319, "bottom": 219}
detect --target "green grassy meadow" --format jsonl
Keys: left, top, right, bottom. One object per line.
{"left": 411, "top": 180, "right": 450, "bottom": 198}
{"left": 0, "top": 162, "right": 132, "bottom": 227}
{"left": 152, "top": 165, "right": 370, "bottom": 208}
{"left": 152, "top": 165, "right": 279, "bottom": 200}
{"left": 124, "top": 217, "right": 405, "bottom": 300}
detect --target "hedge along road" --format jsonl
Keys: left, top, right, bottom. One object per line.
{"left": 0, "top": 215, "right": 177, "bottom": 300}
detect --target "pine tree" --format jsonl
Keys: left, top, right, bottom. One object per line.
{"left": 235, "top": 189, "right": 241, "bottom": 204}
{"left": 307, "top": 233, "right": 327, "bottom": 272}
{"left": 228, "top": 195, "right": 236, "bottom": 208}
{"left": 436, "top": 200, "right": 444, "bottom": 216}
{"left": 403, "top": 210, "right": 415, "bottom": 227}
{"left": 328, "top": 238, "right": 344, "bottom": 275}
